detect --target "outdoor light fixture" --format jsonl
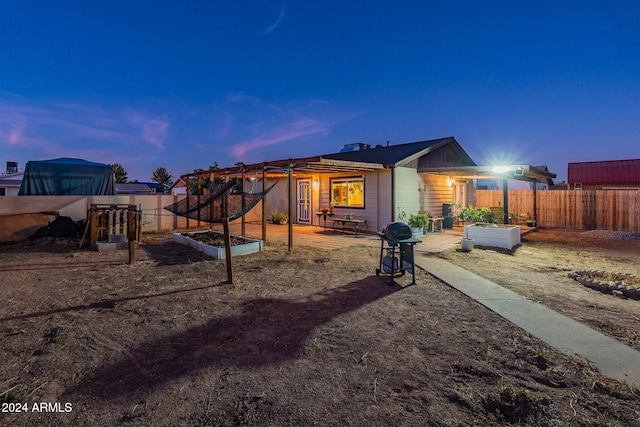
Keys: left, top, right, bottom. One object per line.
{"left": 312, "top": 180, "right": 319, "bottom": 190}
{"left": 446, "top": 177, "right": 455, "bottom": 187}
{"left": 492, "top": 166, "right": 510, "bottom": 174}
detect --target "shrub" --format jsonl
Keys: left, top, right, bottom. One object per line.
{"left": 271, "top": 210, "right": 289, "bottom": 224}
{"left": 408, "top": 213, "right": 429, "bottom": 228}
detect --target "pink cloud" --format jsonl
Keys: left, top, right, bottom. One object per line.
{"left": 128, "top": 111, "right": 169, "bottom": 149}
{"left": 230, "top": 117, "right": 328, "bottom": 158}
{"left": 142, "top": 119, "right": 168, "bottom": 148}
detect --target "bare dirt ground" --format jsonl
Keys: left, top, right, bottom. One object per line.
{"left": 1, "top": 228, "right": 640, "bottom": 426}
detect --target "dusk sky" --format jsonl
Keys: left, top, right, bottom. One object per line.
{"left": 1, "top": 1, "right": 639, "bottom": 183}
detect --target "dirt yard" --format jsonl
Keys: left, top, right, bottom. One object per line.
{"left": 1, "top": 228, "right": 640, "bottom": 426}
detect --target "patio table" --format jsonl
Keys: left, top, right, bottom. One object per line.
{"left": 315, "top": 212, "right": 335, "bottom": 231}
{"left": 332, "top": 218, "right": 368, "bottom": 237}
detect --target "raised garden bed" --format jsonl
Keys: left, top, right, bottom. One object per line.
{"left": 173, "top": 230, "right": 263, "bottom": 259}
{"left": 464, "top": 223, "right": 521, "bottom": 250}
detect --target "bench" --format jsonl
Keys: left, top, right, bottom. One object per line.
{"left": 332, "top": 218, "right": 368, "bottom": 237}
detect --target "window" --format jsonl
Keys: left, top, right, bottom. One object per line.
{"left": 331, "top": 177, "right": 365, "bottom": 208}
{"left": 0, "top": 188, "right": 5, "bottom": 196}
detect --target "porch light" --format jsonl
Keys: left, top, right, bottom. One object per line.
{"left": 492, "top": 166, "right": 510, "bottom": 174}
{"left": 446, "top": 177, "right": 455, "bottom": 187}
{"left": 312, "top": 180, "right": 319, "bottom": 190}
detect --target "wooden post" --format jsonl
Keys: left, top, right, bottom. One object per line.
{"left": 90, "top": 205, "right": 98, "bottom": 249}
{"left": 127, "top": 208, "right": 136, "bottom": 264}
{"left": 262, "top": 164, "right": 267, "bottom": 243}
{"left": 186, "top": 175, "right": 191, "bottom": 229}
{"left": 503, "top": 177, "right": 509, "bottom": 225}
{"left": 197, "top": 174, "right": 202, "bottom": 228}
{"left": 241, "top": 168, "right": 246, "bottom": 236}
{"left": 223, "top": 217, "right": 233, "bottom": 284}
{"left": 532, "top": 179, "right": 538, "bottom": 224}
{"left": 287, "top": 160, "right": 293, "bottom": 252}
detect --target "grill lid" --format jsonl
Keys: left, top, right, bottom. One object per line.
{"left": 381, "top": 222, "right": 412, "bottom": 241}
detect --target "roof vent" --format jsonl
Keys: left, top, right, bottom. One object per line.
{"left": 339, "top": 143, "right": 371, "bottom": 153}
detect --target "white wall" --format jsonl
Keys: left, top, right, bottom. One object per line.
{"left": 393, "top": 167, "right": 421, "bottom": 219}
{"left": 376, "top": 170, "right": 392, "bottom": 230}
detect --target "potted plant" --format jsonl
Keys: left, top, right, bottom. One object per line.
{"left": 408, "top": 214, "right": 429, "bottom": 237}
{"left": 271, "top": 210, "right": 289, "bottom": 225}
{"left": 345, "top": 212, "right": 355, "bottom": 220}
{"left": 396, "top": 210, "right": 407, "bottom": 224}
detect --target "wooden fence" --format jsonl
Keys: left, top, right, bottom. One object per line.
{"left": 475, "top": 190, "right": 640, "bottom": 233}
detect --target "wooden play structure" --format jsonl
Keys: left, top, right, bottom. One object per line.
{"left": 87, "top": 204, "right": 141, "bottom": 263}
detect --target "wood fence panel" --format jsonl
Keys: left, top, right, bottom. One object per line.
{"left": 475, "top": 189, "right": 640, "bottom": 233}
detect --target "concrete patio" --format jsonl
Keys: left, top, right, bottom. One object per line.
{"left": 207, "top": 220, "right": 466, "bottom": 253}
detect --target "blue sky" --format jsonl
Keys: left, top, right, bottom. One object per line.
{"left": 1, "top": 1, "right": 639, "bottom": 183}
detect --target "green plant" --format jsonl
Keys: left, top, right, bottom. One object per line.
{"left": 396, "top": 210, "right": 407, "bottom": 223}
{"left": 452, "top": 203, "right": 494, "bottom": 223}
{"left": 271, "top": 210, "right": 288, "bottom": 224}
{"left": 408, "top": 213, "right": 429, "bottom": 228}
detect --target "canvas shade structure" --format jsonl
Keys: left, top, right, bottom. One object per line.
{"left": 18, "top": 158, "right": 115, "bottom": 196}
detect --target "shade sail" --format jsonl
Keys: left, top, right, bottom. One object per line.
{"left": 163, "top": 179, "right": 279, "bottom": 223}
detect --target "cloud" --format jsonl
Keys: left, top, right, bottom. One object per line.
{"left": 265, "top": 7, "right": 285, "bottom": 34}
{"left": 0, "top": 95, "right": 169, "bottom": 151}
{"left": 231, "top": 117, "right": 328, "bottom": 158}
{"left": 128, "top": 111, "right": 169, "bottom": 149}
{"left": 224, "top": 95, "right": 364, "bottom": 163}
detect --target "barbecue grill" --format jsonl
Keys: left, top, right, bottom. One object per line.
{"left": 376, "top": 222, "right": 421, "bottom": 285}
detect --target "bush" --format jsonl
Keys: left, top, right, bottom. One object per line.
{"left": 453, "top": 203, "right": 495, "bottom": 223}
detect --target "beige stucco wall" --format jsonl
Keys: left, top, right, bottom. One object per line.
{"left": 0, "top": 195, "right": 190, "bottom": 238}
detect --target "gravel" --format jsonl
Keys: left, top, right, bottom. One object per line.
{"left": 582, "top": 230, "right": 640, "bottom": 241}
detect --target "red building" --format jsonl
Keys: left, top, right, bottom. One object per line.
{"left": 568, "top": 159, "right": 640, "bottom": 190}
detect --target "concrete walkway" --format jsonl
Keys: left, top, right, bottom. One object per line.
{"left": 417, "top": 254, "right": 640, "bottom": 387}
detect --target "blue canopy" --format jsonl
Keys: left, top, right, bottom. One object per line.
{"left": 18, "top": 158, "right": 115, "bottom": 196}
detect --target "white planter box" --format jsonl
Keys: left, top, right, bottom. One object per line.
{"left": 464, "top": 223, "right": 521, "bottom": 250}
{"left": 173, "top": 230, "right": 263, "bottom": 259}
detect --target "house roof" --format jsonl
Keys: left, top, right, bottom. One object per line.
{"left": 180, "top": 136, "right": 555, "bottom": 183}
{"left": 0, "top": 172, "right": 24, "bottom": 187}
{"left": 115, "top": 182, "right": 166, "bottom": 194}
{"left": 322, "top": 136, "right": 475, "bottom": 167}
{"left": 181, "top": 136, "right": 474, "bottom": 180}
{"left": 568, "top": 159, "right": 640, "bottom": 183}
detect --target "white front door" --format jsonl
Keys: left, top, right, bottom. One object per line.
{"left": 297, "top": 179, "right": 311, "bottom": 225}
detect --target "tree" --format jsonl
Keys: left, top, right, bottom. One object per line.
{"left": 111, "top": 163, "right": 128, "bottom": 183}
{"left": 151, "top": 167, "right": 172, "bottom": 189}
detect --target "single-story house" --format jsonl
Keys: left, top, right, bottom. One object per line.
{"left": 115, "top": 182, "right": 167, "bottom": 194}
{"left": 568, "top": 158, "right": 640, "bottom": 190}
{"left": 178, "top": 136, "right": 556, "bottom": 233}
{"left": 0, "top": 172, "right": 24, "bottom": 196}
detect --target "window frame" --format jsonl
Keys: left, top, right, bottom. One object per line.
{"left": 330, "top": 176, "right": 365, "bottom": 209}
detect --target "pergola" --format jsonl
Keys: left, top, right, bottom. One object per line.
{"left": 177, "top": 157, "right": 386, "bottom": 252}
{"left": 420, "top": 165, "right": 557, "bottom": 224}
{"left": 176, "top": 161, "right": 555, "bottom": 254}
